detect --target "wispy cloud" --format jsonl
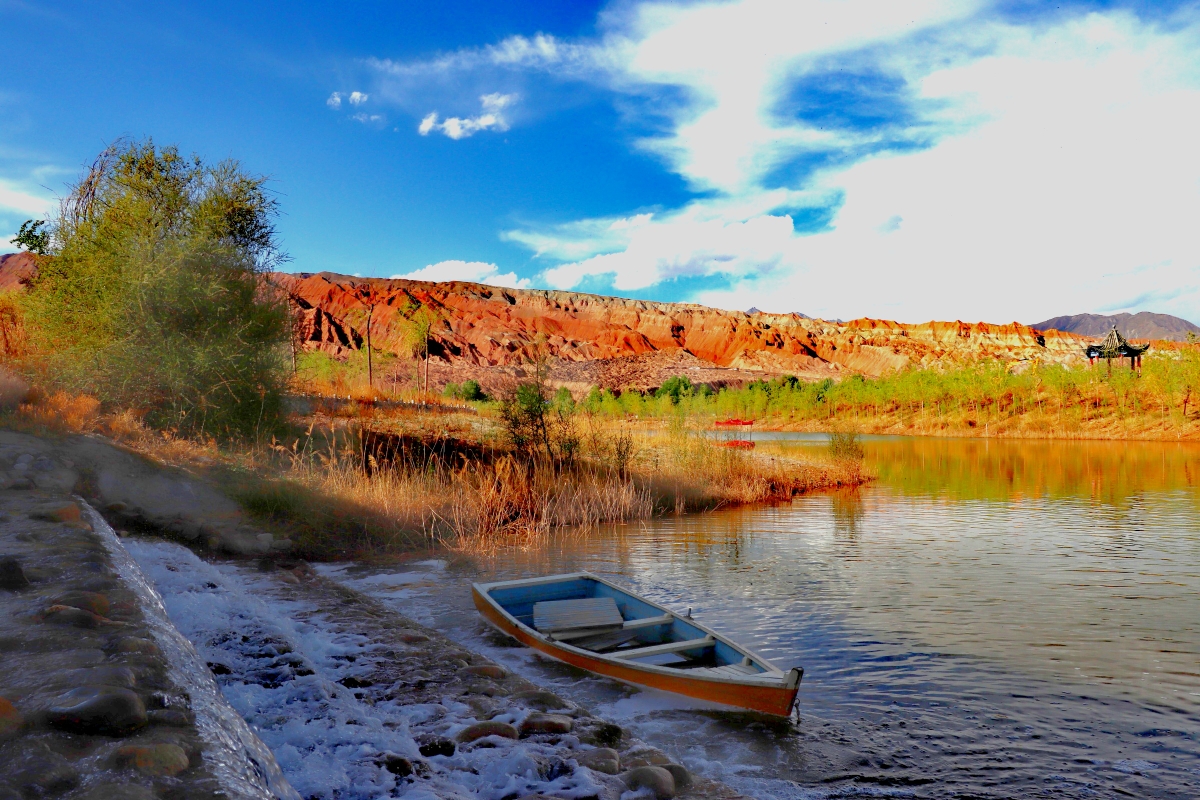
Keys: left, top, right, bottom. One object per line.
{"left": 0, "top": 178, "right": 55, "bottom": 218}
{"left": 351, "top": 112, "right": 384, "bottom": 124}
{"left": 393, "top": 259, "right": 529, "bottom": 289}
{"left": 418, "top": 93, "right": 515, "bottom": 139}
{"left": 368, "top": 33, "right": 608, "bottom": 79}
{"left": 328, "top": 90, "right": 371, "bottom": 112}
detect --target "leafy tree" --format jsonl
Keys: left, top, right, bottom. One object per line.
{"left": 460, "top": 379, "right": 484, "bottom": 401}
{"left": 498, "top": 346, "right": 576, "bottom": 461}
{"left": 654, "top": 375, "right": 695, "bottom": 403}
{"left": 21, "top": 138, "right": 289, "bottom": 437}
{"left": 500, "top": 382, "right": 553, "bottom": 458}
{"left": 10, "top": 220, "right": 50, "bottom": 254}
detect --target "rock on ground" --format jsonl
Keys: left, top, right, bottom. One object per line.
{"left": 0, "top": 481, "right": 273, "bottom": 799}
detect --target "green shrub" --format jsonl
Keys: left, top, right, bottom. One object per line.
{"left": 828, "top": 430, "right": 864, "bottom": 460}
{"left": 442, "top": 379, "right": 486, "bottom": 402}
{"left": 655, "top": 375, "right": 695, "bottom": 403}
{"left": 21, "top": 138, "right": 290, "bottom": 438}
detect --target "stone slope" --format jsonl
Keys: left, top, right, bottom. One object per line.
{"left": 0, "top": 252, "right": 39, "bottom": 291}
{"left": 275, "top": 271, "right": 1086, "bottom": 381}
{"left": 0, "top": 437, "right": 290, "bottom": 800}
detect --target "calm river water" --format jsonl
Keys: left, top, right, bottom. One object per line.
{"left": 327, "top": 436, "right": 1200, "bottom": 799}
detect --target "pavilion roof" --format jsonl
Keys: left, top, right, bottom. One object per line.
{"left": 1085, "top": 325, "right": 1150, "bottom": 359}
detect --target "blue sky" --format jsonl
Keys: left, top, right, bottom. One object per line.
{"left": 3, "top": 0, "right": 1199, "bottom": 324}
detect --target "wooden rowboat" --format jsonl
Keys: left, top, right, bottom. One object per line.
{"left": 472, "top": 572, "right": 802, "bottom": 716}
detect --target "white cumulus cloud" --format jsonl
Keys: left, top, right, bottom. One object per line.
{"left": 349, "top": 91, "right": 369, "bottom": 106}
{"left": 417, "top": 93, "right": 516, "bottom": 140}
{"left": 393, "top": 260, "right": 530, "bottom": 289}
{"left": 500, "top": 3, "right": 1200, "bottom": 324}
{"left": 326, "top": 92, "right": 342, "bottom": 109}
{"left": 362, "top": 1, "right": 1200, "bottom": 323}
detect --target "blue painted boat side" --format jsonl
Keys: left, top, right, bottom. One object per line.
{"left": 489, "top": 577, "right": 595, "bottom": 618}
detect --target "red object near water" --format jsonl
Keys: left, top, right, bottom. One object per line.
{"left": 715, "top": 418, "right": 755, "bottom": 426}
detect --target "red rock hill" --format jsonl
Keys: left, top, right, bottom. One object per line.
{"left": 274, "top": 271, "right": 1085, "bottom": 383}
{"left": 0, "top": 256, "right": 1088, "bottom": 386}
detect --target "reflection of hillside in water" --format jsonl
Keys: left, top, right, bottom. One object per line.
{"left": 858, "top": 436, "right": 1200, "bottom": 504}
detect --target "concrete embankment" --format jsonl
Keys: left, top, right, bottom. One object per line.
{"left": 0, "top": 457, "right": 293, "bottom": 798}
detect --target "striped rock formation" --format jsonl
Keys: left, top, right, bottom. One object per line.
{"left": 273, "top": 271, "right": 1085, "bottom": 382}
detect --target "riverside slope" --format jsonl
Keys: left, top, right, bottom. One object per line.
{"left": 276, "top": 271, "right": 1086, "bottom": 387}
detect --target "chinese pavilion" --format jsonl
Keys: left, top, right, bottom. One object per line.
{"left": 1085, "top": 325, "right": 1149, "bottom": 372}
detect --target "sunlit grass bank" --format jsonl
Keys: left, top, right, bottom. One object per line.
{"left": 2, "top": 388, "right": 865, "bottom": 558}
{"left": 577, "top": 349, "right": 1200, "bottom": 440}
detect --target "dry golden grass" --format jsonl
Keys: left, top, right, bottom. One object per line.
{"left": 0, "top": 386, "right": 867, "bottom": 558}
{"left": 632, "top": 419, "right": 865, "bottom": 513}
{"left": 8, "top": 389, "right": 103, "bottom": 434}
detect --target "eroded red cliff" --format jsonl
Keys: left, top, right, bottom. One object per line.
{"left": 0, "top": 255, "right": 1090, "bottom": 386}
{"left": 274, "top": 272, "right": 1086, "bottom": 382}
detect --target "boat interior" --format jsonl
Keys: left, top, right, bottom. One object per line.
{"left": 485, "top": 575, "right": 772, "bottom": 678}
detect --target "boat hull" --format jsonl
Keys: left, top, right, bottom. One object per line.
{"left": 472, "top": 585, "right": 800, "bottom": 716}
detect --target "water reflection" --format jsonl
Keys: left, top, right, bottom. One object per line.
{"left": 828, "top": 488, "right": 864, "bottom": 542}
{"left": 766, "top": 434, "right": 1200, "bottom": 504}
{"left": 345, "top": 436, "right": 1200, "bottom": 798}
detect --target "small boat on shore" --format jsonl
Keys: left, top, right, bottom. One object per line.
{"left": 472, "top": 572, "right": 803, "bottom": 716}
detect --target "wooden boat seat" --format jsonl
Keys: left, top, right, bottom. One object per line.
{"left": 570, "top": 628, "right": 641, "bottom": 652}
{"left": 694, "top": 664, "right": 762, "bottom": 678}
{"left": 533, "top": 597, "right": 624, "bottom": 634}
{"left": 612, "top": 635, "right": 716, "bottom": 660}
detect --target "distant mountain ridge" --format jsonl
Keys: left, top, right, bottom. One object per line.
{"left": 1032, "top": 312, "right": 1199, "bottom": 341}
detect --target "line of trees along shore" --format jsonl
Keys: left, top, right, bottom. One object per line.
{"left": 575, "top": 354, "right": 1200, "bottom": 438}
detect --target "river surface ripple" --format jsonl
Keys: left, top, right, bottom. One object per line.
{"left": 329, "top": 437, "right": 1200, "bottom": 799}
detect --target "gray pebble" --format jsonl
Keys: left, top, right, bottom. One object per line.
{"left": 45, "top": 686, "right": 148, "bottom": 736}
{"left": 622, "top": 766, "right": 676, "bottom": 799}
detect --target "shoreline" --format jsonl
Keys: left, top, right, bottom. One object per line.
{"left": 0, "top": 426, "right": 752, "bottom": 800}
{"left": 625, "top": 418, "right": 1200, "bottom": 443}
